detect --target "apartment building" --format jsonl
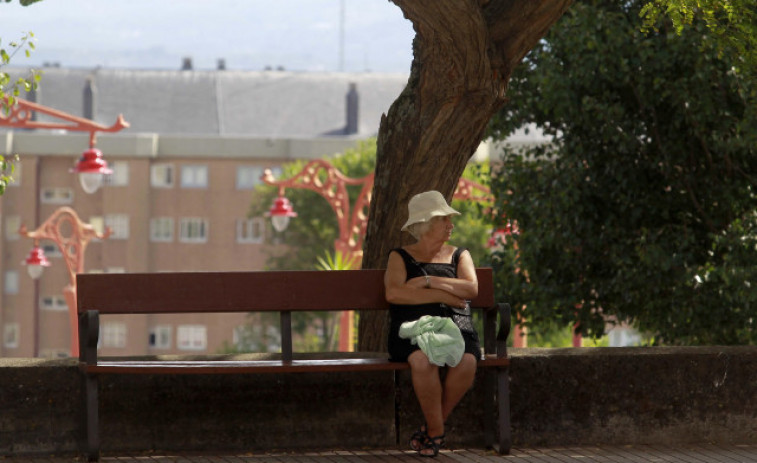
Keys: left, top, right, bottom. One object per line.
{"left": 0, "top": 66, "right": 409, "bottom": 358}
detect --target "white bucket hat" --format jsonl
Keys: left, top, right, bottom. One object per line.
{"left": 401, "top": 190, "right": 460, "bottom": 232}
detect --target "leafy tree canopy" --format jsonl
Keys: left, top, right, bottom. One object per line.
{"left": 1, "top": 26, "right": 38, "bottom": 194}
{"left": 2, "top": 0, "right": 43, "bottom": 4}
{"left": 0, "top": 154, "right": 19, "bottom": 195}
{"left": 488, "top": 0, "right": 757, "bottom": 345}
{"left": 640, "top": 0, "right": 757, "bottom": 76}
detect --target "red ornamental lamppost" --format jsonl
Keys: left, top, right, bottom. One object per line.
{"left": 1, "top": 96, "right": 129, "bottom": 193}
{"left": 262, "top": 159, "right": 496, "bottom": 351}
{"left": 262, "top": 159, "right": 374, "bottom": 270}
{"left": 2, "top": 95, "right": 128, "bottom": 356}
{"left": 19, "top": 207, "right": 111, "bottom": 357}
{"left": 262, "top": 160, "right": 373, "bottom": 352}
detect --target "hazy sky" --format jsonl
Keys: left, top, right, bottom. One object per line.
{"left": 3, "top": 0, "right": 415, "bottom": 72}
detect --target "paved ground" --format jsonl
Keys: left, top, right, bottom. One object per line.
{"left": 4, "top": 445, "right": 757, "bottom": 463}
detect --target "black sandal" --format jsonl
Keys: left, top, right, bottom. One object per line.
{"left": 409, "top": 423, "right": 427, "bottom": 451}
{"left": 419, "top": 433, "right": 446, "bottom": 458}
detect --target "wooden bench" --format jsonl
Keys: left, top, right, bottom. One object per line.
{"left": 77, "top": 268, "right": 511, "bottom": 461}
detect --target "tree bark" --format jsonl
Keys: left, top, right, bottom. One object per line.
{"left": 358, "top": 0, "right": 573, "bottom": 351}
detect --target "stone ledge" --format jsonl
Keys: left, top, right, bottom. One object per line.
{"left": 2, "top": 346, "right": 756, "bottom": 456}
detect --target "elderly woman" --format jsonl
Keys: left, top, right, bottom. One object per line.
{"left": 384, "top": 190, "right": 481, "bottom": 457}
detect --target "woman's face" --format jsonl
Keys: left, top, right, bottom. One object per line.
{"left": 424, "top": 215, "right": 454, "bottom": 241}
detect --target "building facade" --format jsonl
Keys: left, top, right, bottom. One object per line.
{"left": 0, "top": 132, "right": 374, "bottom": 358}
{"left": 0, "top": 67, "right": 413, "bottom": 358}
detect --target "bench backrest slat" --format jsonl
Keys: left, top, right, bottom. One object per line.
{"left": 76, "top": 268, "right": 494, "bottom": 315}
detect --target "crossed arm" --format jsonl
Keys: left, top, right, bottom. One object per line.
{"left": 384, "top": 249, "right": 478, "bottom": 310}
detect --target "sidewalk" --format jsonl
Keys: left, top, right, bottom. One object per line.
{"left": 4, "top": 445, "right": 757, "bottom": 463}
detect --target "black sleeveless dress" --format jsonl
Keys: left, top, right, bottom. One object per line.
{"left": 387, "top": 247, "right": 481, "bottom": 362}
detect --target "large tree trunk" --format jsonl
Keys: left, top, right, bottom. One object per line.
{"left": 358, "top": 0, "right": 573, "bottom": 351}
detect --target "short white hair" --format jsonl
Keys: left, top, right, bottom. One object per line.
{"left": 406, "top": 221, "right": 433, "bottom": 240}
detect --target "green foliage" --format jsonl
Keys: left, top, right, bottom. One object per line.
{"left": 250, "top": 139, "right": 377, "bottom": 271}
{"left": 488, "top": 0, "right": 757, "bottom": 345}
{"left": 451, "top": 163, "right": 496, "bottom": 268}
{"left": 525, "top": 324, "right": 611, "bottom": 348}
{"left": 1, "top": 0, "right": 43, "bottom": 103}
{"left": 640, "top": 0, "right": 757, "bottom": 76}
{"left": 217, "top": 313, "right": 280, "bottom": 354}
{"left": 1, "top": 31, "right": 40, "bottom": 111}
{"left": 316, "top": 250, "right": 358, "bottom": 271}
{"left": 2, "top": 0, "right": 44, "bottom": 5}
{"left": 0, "top": 154, "right": 19, "bottom": 196}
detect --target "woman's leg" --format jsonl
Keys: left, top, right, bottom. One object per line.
{"left": 408, "top": 350, "right": 444, "bottom": 438}
{"left": 441, "top": 353, "right": 477, "bottom": 421}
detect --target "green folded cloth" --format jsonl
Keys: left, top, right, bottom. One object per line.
{"left": 399, "top": 315, "right": 465, "bottom": 367}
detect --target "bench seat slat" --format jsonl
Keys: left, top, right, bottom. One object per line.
{"left": 81, "top": 357, "right": 510, "bottom": 375}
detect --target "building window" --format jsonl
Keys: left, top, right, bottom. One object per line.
{"left": 151, "top": 163, "right": 174, "bottom": 188}
{"left": 179, "top": 218, "right": 208, "bottom": 243}
{"left": 236, "top": 166, "right": 264, "bottom": 190}
{"left": 181, "top": 165, "right": 208, "bottom": 189}
{"left": 105, "top": 161, "right": 129, "bottom": 186}
{"left": 41, "top": 295, "right": 68, "bottom": 311}
{"left": 4, "top": 271, "right": 19, "bottom": 295}
{"left": 101, "top": 322, "right": 127, "bottom": 348}
{"left": 41, "top": 241, "right": 63, "bottom": 258}
{"left": 40, "top": 187, "right": 73, "bottom": 204}
{"left": 237, "top": 217, "right": 265, "bottom": 244}
{"left": 3, "top": 323, "right": 19, "bottom": 349}
{"left": 150, "top": 217, "right": 174, "bottom": 242}
{"left": 39, "top": 349, "right": 69, "bottom": 359}
{"left": 4, "top": 215, "right": 20, "bottom": 240}
{"left": 87, "top": 216, "right": 105, "bottom": 241}
{"left": 105, "top": 214, "right": 129, "bottom": 239}
{"left": 177, "top": 325, "right": 206, "bottom": 351}
{"left": 149, "top": 325, "right": 172, "bottom": 349}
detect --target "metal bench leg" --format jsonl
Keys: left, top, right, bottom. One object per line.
{"left": 497, "top": 366, "right": 511, "bottom": 454}
{"left": 84, "top": 374, "right": 100, "bottom": 461}
{"left": 484, "top": 368, "right": 496, "bottom": 448}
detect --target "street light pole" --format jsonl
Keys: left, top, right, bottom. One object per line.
{"left": 1, "top": 95, "right": 129, "bottom": 193}
{"left": 262, "top": 159, "right": 496, "bottom": 351}
{"left": 262, "top": 159, "right": 374, "bottom": 269}
{"left": 2, "top": 94, "right": 128, "bottom": 356}
{"left": 262, "top": 160, "right": 373, "bottom": 352}
{"left": 20, "top": 207, "right": 110, "bottom": 357}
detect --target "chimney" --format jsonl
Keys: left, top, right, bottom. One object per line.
{"left": 83, "top": 76, "right": 96, "bottom": 120}
{"left": 181, "top": 57, "right": 193, "bottom": 70}
{"left": 345, "top": 82, "right": 358, "bottom": 135}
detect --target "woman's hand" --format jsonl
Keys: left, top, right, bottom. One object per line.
{"left": 442, "top": 292, "right": 468, "bottom": 310}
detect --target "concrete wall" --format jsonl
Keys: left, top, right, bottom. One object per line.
{"left": 508, "top": 346, "right": 757, "bottom": 446}
{"left": 2, "top": 347, "right": 756, "bottom": 457}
